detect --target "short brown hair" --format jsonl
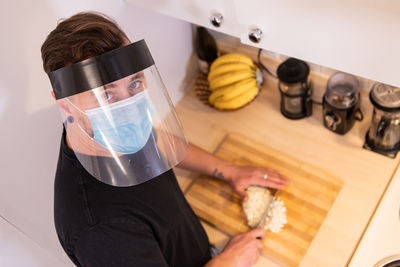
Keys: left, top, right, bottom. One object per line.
{"left": 41, "top": 12, "right": 129, "bottom": 73}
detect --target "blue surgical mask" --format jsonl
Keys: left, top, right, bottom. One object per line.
{"left": 85, "top": 91, "right": 155, "bottom": 154}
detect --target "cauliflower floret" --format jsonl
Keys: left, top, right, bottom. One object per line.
{"left": 242, "top": 186, "right": 287, "bottom": 233}
{"left": 242, "top": 186, "right": 271, "bottom": 228}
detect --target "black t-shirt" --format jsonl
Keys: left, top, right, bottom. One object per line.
{"left": 54, "top": 129, "right": 211, "bottom": 266}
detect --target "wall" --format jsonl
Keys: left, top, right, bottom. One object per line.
{"left": 0, "top": 217, "right": 63, "bottom": 267}
{"left": 0, "top": 0, "right": 194, "bottom": 265}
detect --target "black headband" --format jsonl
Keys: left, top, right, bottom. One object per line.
{"left": 48, "top": 39, "right": 155, "bottom": 100}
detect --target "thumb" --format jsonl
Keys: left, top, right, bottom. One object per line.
{"left": 235, "top": 187, "right": 247, "bottom": 201}
{"left": 247, "top": 227, "right": 266, "bottom": 239}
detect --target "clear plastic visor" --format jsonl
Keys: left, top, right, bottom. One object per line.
{"left": 56, "top": 66, "right": 188, "bottom": 186}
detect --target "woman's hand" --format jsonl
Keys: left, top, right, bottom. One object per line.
{"left": 217, "top": 164, "right": 289, "bottom": 201}
{"left": 205, "top": 228, "right": 265, "bottom": 267}
{"left": 175, "top": 143, "right": 288, "bottom": 201}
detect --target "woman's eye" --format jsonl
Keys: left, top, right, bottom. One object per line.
{"left": 129, "top": 80, "right": 141, "bottom": 89}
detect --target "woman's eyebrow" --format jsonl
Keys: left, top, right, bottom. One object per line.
{"left": 130, "top": 72, "right": 144, "bottom": 81}
{"left": 104, "top": 83, "right": 115, "bottom": 89}
{"left": 103, "top": 73, "right": 144, "bottom": 89}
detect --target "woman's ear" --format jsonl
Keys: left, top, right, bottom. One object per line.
{"left": 52, "top": 90, "right": 73, "bottom": 117}
{"left": 55, "top": 98, "right": 72, "bottom": 118}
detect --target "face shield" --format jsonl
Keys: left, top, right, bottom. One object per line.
{"left": 49, "top": 40, "right": 188, "bottom": 186}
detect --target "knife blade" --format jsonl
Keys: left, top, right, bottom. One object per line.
{"left": 255, "top": 188, "right": 279, "bottom": 228}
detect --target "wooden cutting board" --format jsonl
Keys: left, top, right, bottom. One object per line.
{"left": 185, "top": 134, "right": 343, "bottom": 266}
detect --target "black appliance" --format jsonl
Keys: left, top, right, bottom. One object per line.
{"left": 277, "top": 58, "right": 312, "bottom": 119}
{"left": 364, "top": 83, "right": 400, "bottom": 158}
{"left": 195, "top": 26, "right": 218, "bottom": 74}
{"left": 323, "top": 72, "right": 363, "bottom": 134}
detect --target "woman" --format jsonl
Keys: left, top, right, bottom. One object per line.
{"left": 41, "top": 11, "right": 288, "bottom": 267}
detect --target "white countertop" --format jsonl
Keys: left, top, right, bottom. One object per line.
{"left": 349, "top": 165, "right": 400, "bottom": 266}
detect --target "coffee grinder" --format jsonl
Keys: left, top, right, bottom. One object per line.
{"left": 323, "top": 72, "right": 363, "bottom": 134}
{"left": 277, "top": 58, "right": 312, "bottom": 120}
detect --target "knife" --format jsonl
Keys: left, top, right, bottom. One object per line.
{"left": 255, "top": 188, "right": 279, "bottom": 229}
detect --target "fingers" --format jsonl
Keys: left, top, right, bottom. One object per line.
{"left": 233, "top": 183, "right": 250, "bottom": 201}
{"left": 235, "top": 188, "right": 247, "bottom": 200}
{"left": 264, "top": 178, "right": 288, "bottom": 189}
{"left": 244, "top": 229, "right": 265, "bottom": 254}
{"left": 246, "top": 227, "right": 266, "bottom": 240}
{"left": 255, "top": 169, "right": 289, "bottom": 189}
{"left": 256, "top": 240, "right": 263, "bottom": 250}
{"left": 267, "top": 170, "right": 289, "bottom": 184}
{"left": 232, "top": 166, "right": 289, "bottom": 198}
{"left": 255, "top": 176, "right": 286, "bottom": 189}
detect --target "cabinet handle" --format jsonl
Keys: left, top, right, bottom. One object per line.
{"left": 249, "top": 28, "right": 263, "bottom": 43}
{"left": 210, "top": 13, "right": 223, "bottom": 28}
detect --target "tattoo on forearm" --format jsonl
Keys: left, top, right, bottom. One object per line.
{"left": 212, "top": 168, "right": 225, "bottom": 180}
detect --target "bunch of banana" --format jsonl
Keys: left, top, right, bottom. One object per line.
{"left": 207, "top": 53, "right": 259, "bottom": 110}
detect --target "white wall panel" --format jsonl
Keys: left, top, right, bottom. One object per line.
{"left": 0, "top": 0, "right": 194, "bottom": 263}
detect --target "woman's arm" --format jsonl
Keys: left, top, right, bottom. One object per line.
{"left": 177, "top": 143, "right": 234, "bottom": 179}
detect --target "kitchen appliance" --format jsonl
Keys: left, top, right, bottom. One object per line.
{"left": 374, "top": 255, "right": 400, "bottom": 267}
{"left": 323, "top": 72, "right": 363, "bottom": 134}
{"left": 364, "top": 83, "right": 400, "bottom": 158}
{"left": 277, "top": 58, "right": 312, "bottom": 119}
{"left": 195, "top": 26, "right": 218, "bottom": 74}
{"left": 277, "top": 58, "right": 312, "bottom": 120}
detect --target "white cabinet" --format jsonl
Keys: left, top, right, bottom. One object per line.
{"left": 126, "top": 0, "right": 400, "bottom": 87}
{"left": 233, "top": 0, "right": 400, "bottom": 87}
{"left": 126, "top": 0, "right": 240, "bottom": 37}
